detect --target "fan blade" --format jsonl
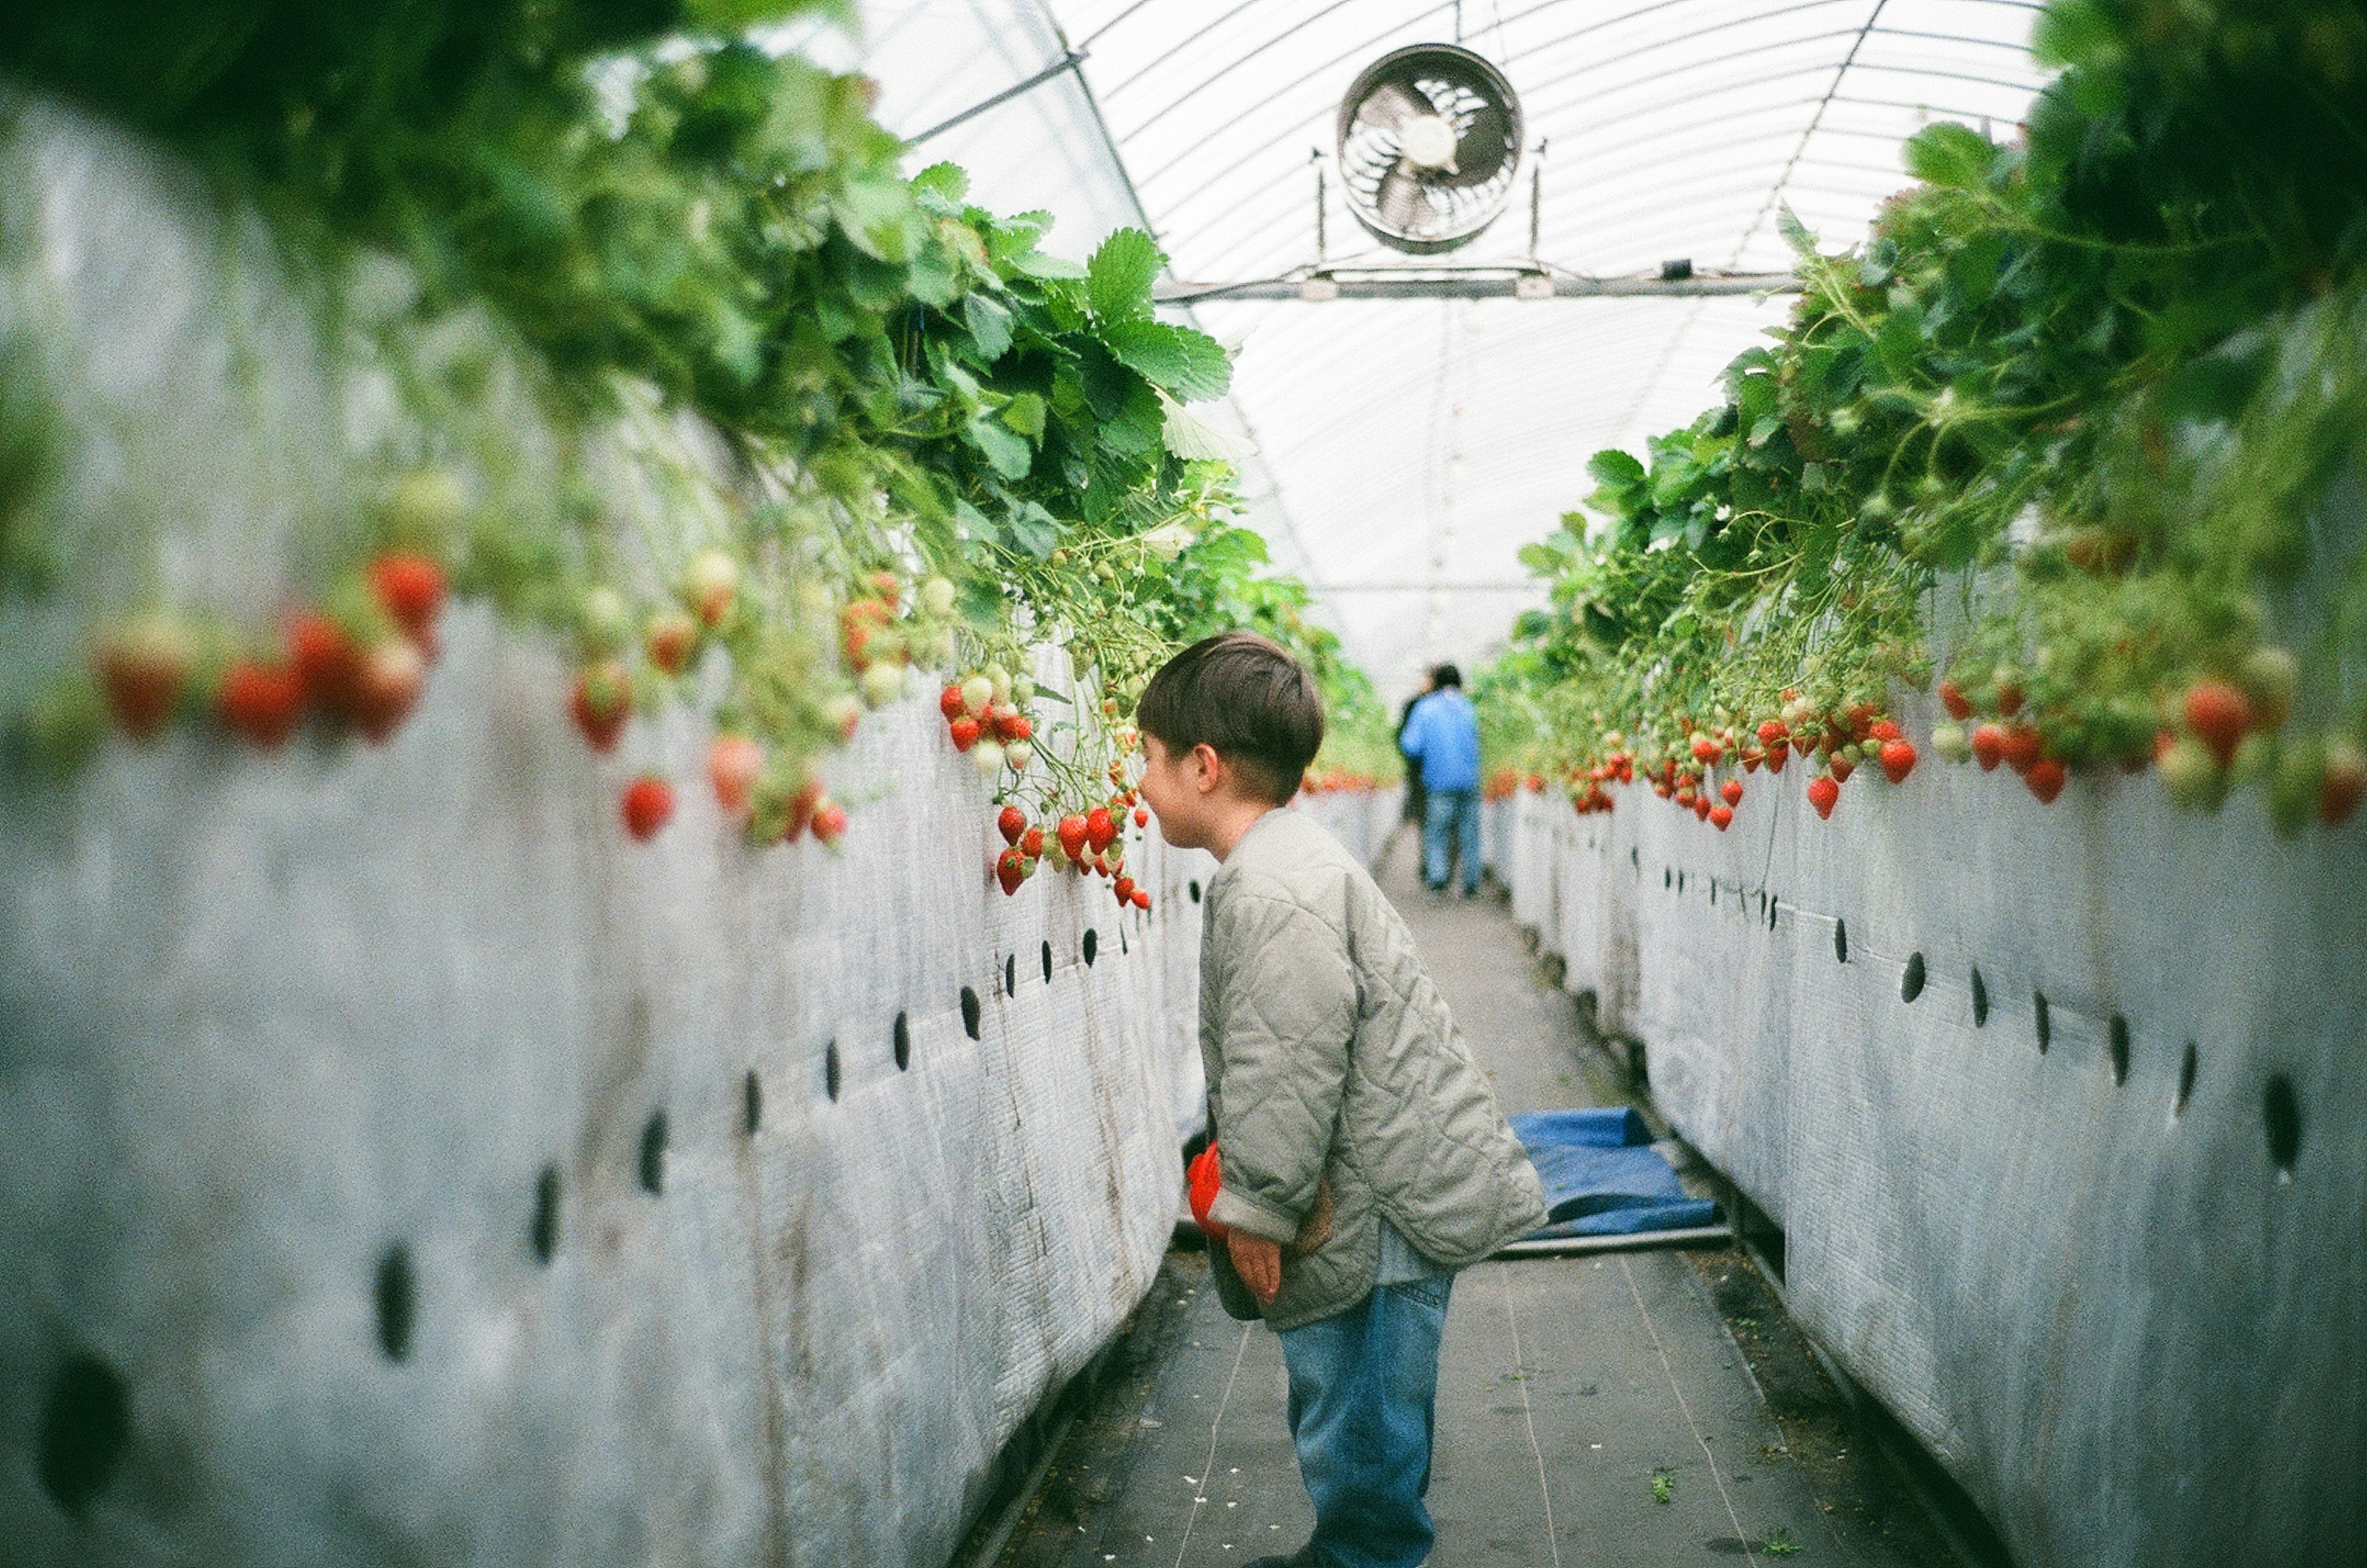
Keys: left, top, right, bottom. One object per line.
{"left": 1354, "top": 81, "right": 1426, "bottom": 135}
{"left": 1442, "top": 103, "right": 1511, "bottom": 188}
{"left": 1375, "top": 162, "right": 1426, "bottom": 231}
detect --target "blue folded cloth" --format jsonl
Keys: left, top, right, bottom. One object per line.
{"left": 1509, "top": 1108, "right": 1722, "bottom": 1239}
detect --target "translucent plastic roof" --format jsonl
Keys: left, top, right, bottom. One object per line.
{"left": 793, "top": 0, "right": 2053, "bottom": 698}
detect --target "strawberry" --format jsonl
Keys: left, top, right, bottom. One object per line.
{"left": 644, "top": 608, "right": 699, "bottom": 676}
{"left": 971, "top": 738, "right": 1006, "bottom": 774}
{"left": 2183, "top": 680, "right": 2254, "bottom": 766}
{"left": 998, "top": 805, "right": 1026, "bottom": 844}
{"left": 940, "top": 684, "right": 967, "bottom": 722}
{"left": 2239, "top": 647, "right": 2297, "bottom": 731}
{"left": 288, "top": 610, "right": 362, "bottom": 714}
{"left": 1675, "top": 788, "right": 1698, "bottom": 810}
{"left": 1971, "top": 722, "right": 2006, "bottom": 771}
{"left": 1021, "top": 825, "right": 1045, "bottom": 857}
{"left": 1828, "top": 754, "right": 1855, "bottom": 785}
{"left": 2157, "top": 735, "right": 2223, "bottom": 810}
{"left": 217, "top": 657, "right": 306, "bottom": 748}
{"left": 351, "top": 639, "right": 425, "bottom": 742}
{"left": 685, "top": 549, "right": 740, "bottom": 629}
{"left": 708, "top": 735, "right": 762, "bottom": 814}
{"left": 839, "top": 597, "right": 892, "bottom": 666}
{"left": 1133, "top": 806, "right": 1150, "bottom": 828}
{"left": 1756, "top": 719, "right": 1788, "bottom": 746}
{"left": 997, "top": 846, "right": 1028, "bottom": 896}
{"left": 824, "top": 693, "right": 863, "bottom": 743}
{"left": 1113, "top": 875, "right": 1135, "bottom": 900}
{"left": 2024, "top": 758, "right": 2067, "bottom": 804}
{"left": 1058, "top": 814, "right": 1089, "bottom": 860}
{"left": 1931, "top": 722, "right": 1970, "bottom": 762}
{"left": 1004, "top": 741, "right": 1034, "bottom": 772}
{"left": 1807, "top": 774, "right": 1840, "bottom": 820}
{"left": 1709, "top": 804, "right": 1734, "bottom": 831}
{"left": 95, "top": 619, "right": 191, "bottom": 741}
{"left": 1878, "top": 738, "right": 1918, "bottom": 785}
{"left": 2000, "top": 725, "right": 2043, "bottom": 775}
{"left": 785, "top": 779, "right": 823, "bottom": 841}
{"left": 1130, "top": 888, "right": 1151, "bottom": 910}
{"left": 949, "top": 716, "right": 982, "bottom": 751}
{"left": 1846, "top": 701, "right": 1881, "bottom": 736}
{"left": 368, "top": 551, "right": 446, "bottom": 642}
{"left": 569, "top": 662, "right": 631, "bottom": 753}
{"left": 1741, "top": 749, "right": 1762, "bottom": 774}
{"left": 960, "top": 674, "right": 994, "bottom": 717}
{"left": 1085, "top": 806, "right": 1118, "bottom": 852}
{"left": 1993, "top": 681, "right": 2024, "bottom": 718}
{"left": 1868, "top": 719, "right": 1903, "bottom": 744}
{"left": 621, "top": 775, "right": 676, "bottom": 841}
{"left": 1720, "top": 779, "right": 1744, "bottom": 808}
{"left": 997, "top": 711, "right": 1033, "bottom": 745}
{"left": 2321, "top": 743, "right": 2365, "bottom": 826}
{"left": 1938, "top": 679, "right": 1973, "bottom": 721}
{"left": 1765, "top": 742, "right": 1788, "bottom": 775}
{"left": 1691, "top": 794, "right": 1712, "bottom": 822}
{"left": 810, "top": 799, "right": 848, "bottom": 847}
{"left": 1690, "top": 735, "right": 1722, "bottom": 764}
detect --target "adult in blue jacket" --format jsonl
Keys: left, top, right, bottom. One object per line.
{"left": 1399, "top": 664, "right": 1483, "bottom": 896}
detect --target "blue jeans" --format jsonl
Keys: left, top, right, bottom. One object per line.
{"left": 1421, "top": 787, "right": 1482, "bottom": 893}
{"left": 1275, "top": 1277, "right": 1455, "bottom": 1568}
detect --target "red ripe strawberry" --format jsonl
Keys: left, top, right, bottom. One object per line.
{"left": 1002, "top": 713, "right": 1033, "bottom": 745}
{"left": 1133, "top": 806, "right": 1150, "bottom": 828}
{"left": 1994, "top": 681, "right": 2025, "bottom": 717}
{"left": 1113, "top": 875, "right": 1136, "bottom": 900}
{"left": 1085, "top": 806, "right": 1118, "bottom": 852}
{"left": 1675, "top": 788, "right": 1698, "bottom": 810}
{"left": 287, "top": 610, "right": 362, "bottom": 714}
{"left": 1807, "top": 775, "right": 1840, "bottom": 820}
{"left": 1021, "top": 825, "right": 1045, "bottom": 858}
{"left": 368, "top": 551, "right": 446, "bottom": 642}
{"left": 217, "top": 658, "right": 306, "bottom": 748}
{"left": 1868, "top": 719, "right": 1903, "bottom": 743}
{"left": 1938, "top": 680, "right": 1973, "bottom": 721}
{"left": 644, "top": 608, "right": 698, "bottom": 676}
{"left": 997, "top": 805, "right": 1026, "bottom": 844}
{"left": 2320, "top": 745, "right": 2365, "bottom": 825}
{"left": 1692, "top": 794, "right": 1712, "bottom": 822}
{"left": 1765, "top": 742, "right": 1788, "bottom": 775}
{"left": 1846, "top": 702, "right": 1881, "bottom": 736}
{"left": 569, "top": 662, "right": 631, "bottom": 753}
{"left": 95, "top": 621, "right": 191, "bottom": 741}
{"left": 997, "top": 846, "right": 1028, "bottom": 896}
{"left": 352, "top": 639, "right": 426, "bottom": 742}
{"left": 1057, "top": 814, "right": 1090, "bottom": 860}
{"left": 1756, "top": 719, "right": 1787, "bottom": 746}
{"left": 686, "top": 550, "right": 740, "bottom": 629}
{"left": 1720, "top": 779, "right": 1744, "bottom": 807}
{"left": 1653, "top": 781, "right": 1674, "bottom": 799}
{"left": 2000, "top": 725, "right": 2043, "bottom": 775}
{"left": 2183, "top": 680, "right": 2254, "bottom": 766}
{"left": 1131, "top": 888, "right": 1151, "bottom": 910}
{"left": 1828, "top": 755, "right": 1856, "bottom": 785}
{"left": 948, "top": 716, "right": 982, "bottom": 751}
{"left": 811, "top": 799, "right": 848, "bottom": 847}
{"left": 1709, "top": 804, "right": 1734, "bottom": 831}
{"left": 1971, "top": 722, "right": 2006, "bottom": 771}
{"left": 621, "top": 775, "right": 676, "bottom": 841}
{"left": 940, "top": 684, "right": 967, "bottom": 722}
{"left": 785, "top": 779, "right": 823, "bottom": 841}
{"left": 708, "top": 735, "right": 762, "bottom": 813}
{"left": 1741, "top": 749, "right": 1762, "bottom": 774}
{"left": 2024, "top": 758, "right": 2067, "bottom": 804}
{"left": 1878, "top": 738, "right": 1918, "bottom": 785}
{"left": 1690, "top": 735, "right": 1722, "bottom": 764}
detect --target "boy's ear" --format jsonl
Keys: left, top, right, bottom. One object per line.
{"left": 1192, "top": 741, "right": 1227, "bottom": 794}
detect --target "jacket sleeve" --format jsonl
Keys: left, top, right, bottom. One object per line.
{"left": 1399, "top": 699, "right": 1428, "bottom": 760}
{"left": 1204, "top": 890, "right": 1360, "bottom": 1244}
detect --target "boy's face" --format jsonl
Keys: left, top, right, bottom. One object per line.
{"left": 1137, "top": 733, "right": 1214, "bottom": 849}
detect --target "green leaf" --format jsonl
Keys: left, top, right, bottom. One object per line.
{"left": 1587, "top": 449, "right": 1646, "bottom": 488}
{"left": 1087, "top": 228, "right": 1163, "bottom": 322}
{"left": 968, "top": 414, "right": 1033, "bottom": 479}
{"left": 1776, "top": 205, "right": 1817, "bottom": 258}
{"left": 832, "top": 174, "right": 920, "bottom": 262}
{"left": 1101, "top": 319, "right": 1231, "bottom": 401}
{"left": 1004, "top": 501, "right": 1061, "bottom": 558}
{"left": 963, "top": 292, "right": 1013, "bottom": 361}
{"left": 1000, "top": 391, "right": 1047, "bottom": 437}
{"left": 1012, "top": 247, "right": 1089, "bottom": 280}
{"left": 910, "top": 161, "right": 970, "bottom": 202}
{"left": 1903, "top": 123, "right": 1997, "bottom": 191}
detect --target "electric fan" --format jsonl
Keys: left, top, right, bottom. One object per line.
{"left": 1335, "top": 44, "right": 1524, "bottom": 255}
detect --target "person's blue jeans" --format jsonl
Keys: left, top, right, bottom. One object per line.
{"left": 1275, "top": 1277, "right": 1455, "bottom": 1568}
{"left": 1421, "top": 787, "right": 1482, "bottom": 893}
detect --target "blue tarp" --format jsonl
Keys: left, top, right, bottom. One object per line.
{"left": 1510, "top": 1108, "right": 1722, "bottom": 1239}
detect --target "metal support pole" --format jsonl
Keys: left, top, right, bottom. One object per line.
{"left": 1314, "top": 149, "right": 1327, "bottom": 269}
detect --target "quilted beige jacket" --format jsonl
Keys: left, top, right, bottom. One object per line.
{"left": 1200, "top": 806, "right": 1547, "bottom": 1330}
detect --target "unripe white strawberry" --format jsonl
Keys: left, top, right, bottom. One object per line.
{"left": 987, "top": 663, "right": 1012, "bottom": 704}
{"left": 1004, "top": 740, "right": 1034, "bottom": 772}
{"left": 861, "top": 661, "right": 907, "bottom": 708}
{"left": 961, "top": 674, "right": 994, "bottom": 717}
{"left": 1931, "top": 722, "right": 1971, "bottom": 763}
{"left": 919, "top": 576, "right": 957, "bottom": 616}
{"left": 822, "top": 692, "right": 863, "bottom": 742}
{"left": 971, "top": 738, "right": 1007, "bottom": 774}
{"left": 685, "top": 549, "right": 740, "bottom": 628}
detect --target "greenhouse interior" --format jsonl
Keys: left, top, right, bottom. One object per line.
{"left": 1, "top": 1, "right": 2359, "bottom": 1565}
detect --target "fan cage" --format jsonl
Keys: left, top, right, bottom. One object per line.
{"left": 1335, "top": 43, "right": 1526, "bottom": 256}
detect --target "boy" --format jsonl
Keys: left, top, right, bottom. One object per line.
{"left": 1134, "top": 632, "right": 1548, "bottom": 1568}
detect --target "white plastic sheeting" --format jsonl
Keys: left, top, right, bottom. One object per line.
{"left": 811, "top": 0, "right": 2053, "bottom": 697}
{"left": 1497, "top": 730, "right": 2367, "bottom": 1566}
{"left": 0, "top": 105, "right": 1214, "bottom": 1566}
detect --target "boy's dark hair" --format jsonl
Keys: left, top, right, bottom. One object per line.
{"left": 1138, "top": 632, "right": 1325, "bottom": 804}
{"left": 1431, "top": 663, "right": 1462, "bottom": 689}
